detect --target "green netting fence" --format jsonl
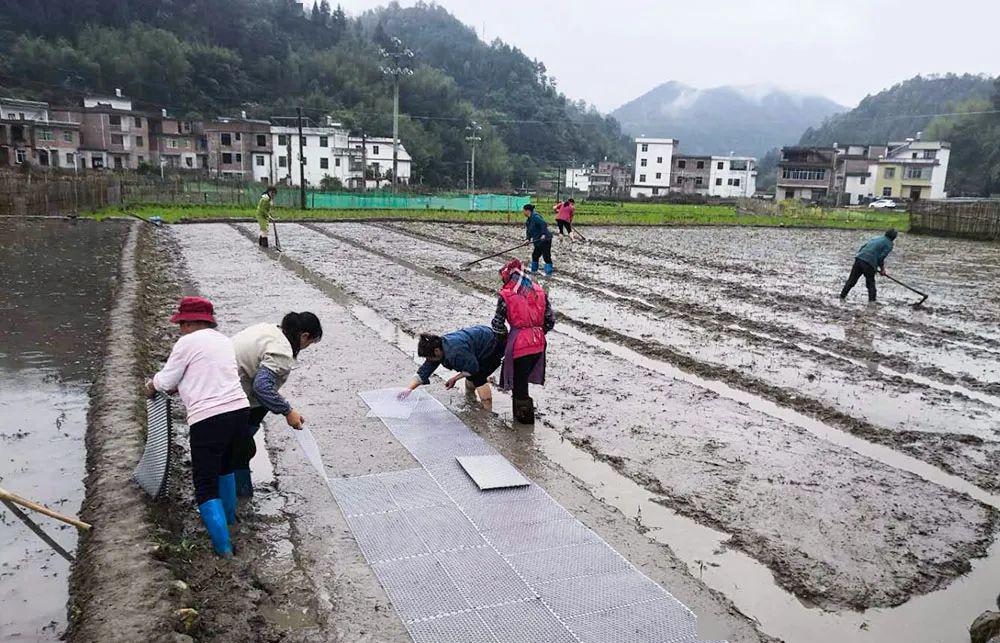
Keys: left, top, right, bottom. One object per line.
{"left": 293, "top": 190, "right": 529, "bottom": 212}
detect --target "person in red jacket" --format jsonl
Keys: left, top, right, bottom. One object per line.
{"left": 492, "top": 259, "right": 555, "bottom": 423}
{"left": 553, "top": 198, "right": 580, "bottom": 241}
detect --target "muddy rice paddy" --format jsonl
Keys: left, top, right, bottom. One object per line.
{"left": 3, "top": 218, "right": 998, "bottom": 643}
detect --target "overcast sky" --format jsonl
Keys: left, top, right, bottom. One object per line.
{"left": 331, "top": 0, "right": 1000, "bottom": 112}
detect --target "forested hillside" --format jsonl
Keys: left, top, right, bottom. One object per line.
{"left": 0, "top": 0, "right": 630, "bottom": 187}
{"left": 922, "top": 78, "right": 1000, "bottom": 196}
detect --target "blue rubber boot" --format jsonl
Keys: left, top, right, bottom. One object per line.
{"left": 234, "top": 469, "right": 253, "bottom": 498}
{"left": 218, "top": 473, "right": 237, "bottom": 525}
{"left": 530, "top": 261, "right": 539, "bottom": 273}
{"left": 198, "top": 499, "right": 233, "bottom": 558}
{"left": 544, "top": 263, "right": 554, "bottom": 275}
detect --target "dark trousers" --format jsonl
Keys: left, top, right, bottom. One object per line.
{"left": 556, "top": 220, "right": 572, "bottom": 234}
{"left": 512, "top": 353, "right": 542, "bottom": 399}
{"left": 531, "top": 239, "right": 553, "bottom": 265}
{"left": 190, "top": 408, "right": 248, "bottom": 505}
{"left": 840, "top": 258, "right": 877, "bottom": 301}
{"left": 231, "top": 406, "right": 269, "bottom": 471}
{"left": 469, "top": 340, "right": 506, "bottom": 387}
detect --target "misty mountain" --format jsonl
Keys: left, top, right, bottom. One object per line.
{"left": 611, "top": 81, "right": 845, "bottom": 158}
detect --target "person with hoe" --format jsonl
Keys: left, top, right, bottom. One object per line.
{"left": 553, "top": 198, "right": 580, "bottom": 242}
{"left": 147, "top": 297, "right": 249, "bottom": 558}
{"left": 493, "top": 259, "right": 555, "bottom": 423}
{"left": 230, "top": 312, "right": 324, "bottom": 498}
{"left": 524, "top": 203, "right": 554, "bottom": 275}
{"left": 400, "top": 326, "right": 505, "bottom": 404}
{"left": 839, "top": 228, "right": 898, "bottom": 302}
{"left": 256, "top": 186, "right": 277, "bottom": 248}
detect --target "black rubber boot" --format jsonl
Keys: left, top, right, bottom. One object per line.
{"left": 259, "top": 236, "right": 269, "bottom": 248}
{"left": 513, "top": 397, "right": 535, "bottom": 424}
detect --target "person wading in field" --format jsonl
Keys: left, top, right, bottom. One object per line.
{"left": 493, "top": 259, "right": 555, "bottom": 424}
{"left": 256, "top": 186, "right": 277, "bottom": 248}
{"left": 400, "top": 326, "right": 504, "bottom": 405}
{"left": 147, "top": 297, "right": 249, "bottom": 558}
{"left": 840, "top": 228, "right": 898, "bottom": 302}
{"left": 553, "top": 198, "right": 579, "bottom": 242}
{"left": 230, "top": 312, "right": 323, "bottom": 497}
{"left": 524, "top": 203, "right": 554, "bottom": 275}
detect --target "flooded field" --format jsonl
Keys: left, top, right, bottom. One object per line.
{"left": 0, "top": 219, "right": 126, "bottom": 640}
{"left": 5, "top": 217, "right": 997, "bottom": 643}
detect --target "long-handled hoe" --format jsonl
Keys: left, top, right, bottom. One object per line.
{"left": 459, "top": 240, "right": 532, "bottom": 271}
{"left": 271, "top": 217, "right": 283, "bottom": 252}
{"left": 883, "top": 272, "right": 929, "bottom": 307}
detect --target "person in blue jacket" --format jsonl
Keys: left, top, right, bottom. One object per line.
{"left": 840, "top": 229, "right": 897, "bottom": 301}
{"left": 400, "top": 325, "right": 505, "bottom": 403}
{"left": 523, "top": 203, "right": 554, "bottom": 275}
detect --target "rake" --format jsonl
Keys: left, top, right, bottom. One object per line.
{"left": 882, "top": 272, "right": 929, "bottom": 307}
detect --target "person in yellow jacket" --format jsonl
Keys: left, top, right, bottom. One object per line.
{"left": 256, "top": 186, "right": 277, "bottom": 248}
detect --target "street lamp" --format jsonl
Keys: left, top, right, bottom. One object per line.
{"left": 465, "top": 121, "right": 482, "bottom": 211}
{"left": 379, "top": 37, "right": 414, "bottom": 194}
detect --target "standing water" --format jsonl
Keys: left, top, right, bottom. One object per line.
{"left": 0, "top": 219, "right": 127, "bottom": 640}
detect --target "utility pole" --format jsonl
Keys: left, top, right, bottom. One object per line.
{"left": 380, "top": 37, "right": 414, "bottom": 194}
{"left": 361, "top": 131, "right": 367, "bottom": 190}
{"left": 465, "top": 121, "right": 482, "bottom": 211}
{"left": 297, "top": 107, "right": 306, "bottom": 209}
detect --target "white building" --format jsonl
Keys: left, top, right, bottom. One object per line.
{"left": 564, "top": 167, "right": 591, "bottom": 193}
{"left": 630, "top": 137, "right": 675, "bottom": 198}
{"left": 82, "top": 90, "right": 133, "bottom": 112}
{"left": 708, "top": 156, "right": 756, "bottom": 197}
{"left": 0, "top": 97, "right": 49, "bottom": 121}
{"left": 348, "top": 136, "right": 412, "bottom": 189}
{"left": 270, "top": 123, "right": 351, "bottom": 187}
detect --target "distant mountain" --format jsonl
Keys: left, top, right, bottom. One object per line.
{"left": 611, "top": 82, "right": 845, "bottom": 158}
{"left": 798, "top": 74, "right": 995, "bottom": 147}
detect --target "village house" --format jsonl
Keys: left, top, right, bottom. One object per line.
{"left": 0, "top": 97, "right": 80, "bottom": 170}
{"left": 873, "top": 136, "right": 950, "bottom": 201}
{"left": 270, "top": 117, "right": 352, "bottom": 187}
{"left": 630, "top": 137, "right": 675, "bottom": 198}
{"left": 708, "top": 156, "right": 757, "bottom": 198}
{"left": 671, "top": 155, "right": 712, "bottom": 195}
{"left": 148, "top": 110, "right": 201, "bottom": 172}
{"left": 775, "top": 146, "right": 838, "bottom": 202}
{"left": 347, "top": 136, "right": 411, "bottom": 189}
{"left": 51, "top": 90, "right": 150, "bottom": 171}
{"left": 199, "top": 113, "right": 273, "bottom": 181}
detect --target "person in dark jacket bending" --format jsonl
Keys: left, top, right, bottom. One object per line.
{"left": 840, "top": 228, "right": 898, "bottom": 302}
{"left": 523, "top": 203, "right": 554, "bottom": 275}
{"left": 400, "top": 325, "right": 504, "bottom": 403}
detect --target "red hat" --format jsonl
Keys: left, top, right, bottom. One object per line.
{"left": 169, "top": 297, "right": 217, "bottom": 325}
{"left": 499, "top": 258, "right": 524, "bottom": 283}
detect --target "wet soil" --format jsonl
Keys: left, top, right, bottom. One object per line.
{"left": 0, "top": 219, "right": 127, "bottom": 640}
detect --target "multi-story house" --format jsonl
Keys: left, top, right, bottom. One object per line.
{"left": 270, "top": 118, "right": 352, "bottom": 187}
{"left": 31, "top": 118, "right": 82, "bottom": 170}
{"left": 708, "top": 156, "right": 756, "bottom": 198}
{"left": 149, "top": 110, "right": 200, "bottom": 171}
{"left": 831, "top": 144, "right": 886, "bottom": 205}
{"left": 775, "top": 146, "right": 838, "bottom": 202}
{"left": 671, "top": 155, "right": 712, "bottom": 195}
{"left": 873, "top": 136, "right": 950, "bottom": 201}
{"left": 595, "top": 160, "right": 630, "bottom": 195}
{"left": 0, "top": 97, "right": 79, "bottom": 170}
{"left": 347, "top": 136, "right": 412, "bottom": 189}
{"left": 52, "top": 91, "right": 150, "bottom": 170}
{"left": 630, "top": 137, "right": 675, "bottom": 197}
{"left": 200, "top": 113, "right": 272, "bottom": 182}
{"left": 563, "top": 167, "right": 592, "bottom": 193}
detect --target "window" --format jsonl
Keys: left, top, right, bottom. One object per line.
{"left": 278, "top": 156, "right": 287, "bottom": 168}
{"left": 109, "top": 115, "right": 121, "bottom": 126}
{"left": 235, "top": 153, "right": 242, "bottom": 163}
{"left": 696, "top": 161, "right": 704, "bottom": 169}
{"left": 320, "top": 136, "right": 328, "bottom": 147}
{"left": 373, "top": 145, "right": 380, "bottom": 155}
{"left": 92, "top": 156, "right": 104, "bottom": 169}
{"left": 256, "top": 155, "right": 265, "bottom": 166}
{"left": 235, "top": 132, "right": 241, "bottom": 141}
{"left": 183, "top": 122, "right": 191, "bottom": 133}
{"left": 320, "top": 158, "right": 329, "bottom": 169}
{"left": 185, "top": 157, "right": 193, "bottom": 168}
{"left": 655, "top": 172, "right": 661, "bottom": 179}
{"left": 677, "top": 160, "right": 686, "bottom": 169}
{"left": 911, "top": 152, "right": 918, "bottom": 159}
{"left": 38, "top": 130, "right": 55, "bottom": 141}
{"left": 656, "top": 156, "right": 662, "bottom": 163}
{"left": 222, "top": 152, "right": 233, "bottom": 164}
{"left": 131, "top": 116, "right": 140, "bottom": 128}
{"left": 17, "top": 112, "right": 25, "bottom": 120}
{"left": 63, "top": 131, "right": 74, "bottom": 142}
{"left": 732, "top": 178, "right": 740, "bottom": 187}
{"left": 905, "top": 167, "right": 924, "bottom": 179}
{"left": 138, "top": 155, "right": 145, "bottom": 164}
{"left": 256, "top": 134, "right": 266, "bottom": 147}
{"left": 860, "top": 176, "right": 867, "bottom": 185}
{"left": 641, "top": 143, "right": 648, "bottom": 152}
{"left": 221, "top": 133, "right": 232, "bottom": 146}
{"left": 15, "top": 149, "right": 26, "bottom": 164}
{"left": 675, "top": 176, "right": 683, "bottom": 185}
{"left": 38, "top": 150, "right": 50, "bottom": 166}
{"left": 730, "top": 160, "right": 748, "bottom": 171}
{"left": 652, "top": 187, "right": 659, "bottom": 195}
{"left": 695, "top": 177, "right": 703, "bottom": 185}
{"left": 113, "top": 156, "right": 123, "bottom": 169}
{"left": 136, "top": 135, "right": 144, "bottom": 147}
{"left": 335, "top": 158, "right": 341, "bottom": 167}
{"left": 301, "top": 136, "right": 307, "bottom": 146}
{"left": 715, "top": 178, "right": 722, "bottom": 186}
{"left": 167, "top": 138, "right": 178, "bottom": 149}
{"left": 640, "top": 159, "right": 647, "bottom": 167}
{"left": 66, "top": 152, "right": 74, "bottom": 165}
{"left": 781, "top": 168, "right": 827, "bottom": 181}
{"left": 883, "top": 187, "right": 892, "bottom": 196}
{"left": 111, "top": 134, "right": 124, "bottom": 145}
{"left": 278, "top": 134, "right": 288, "bottom": 146}
{"left": 923, "top": 150, "right": 937, "bottom": 159}
{"left": 639, "top": 174, "right": 646, "bottom": 183}
{"left": 717, "top": 161, "right": 724, "bottom": 170}
{"left": 884, "top": 167, "right": 895, "bottom": 179}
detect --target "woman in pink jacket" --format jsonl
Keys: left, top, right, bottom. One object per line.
{"left": 554, "top": 198, "right": 579, "bottom": 241}
{"left": 147, "top": 297, "right": 249, "bottom": 558}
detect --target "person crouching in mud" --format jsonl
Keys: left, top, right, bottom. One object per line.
{"left": 399, "top": 326, "right": 505, "bottom": 405}
{"left": 839, "top": 228, "right": 897, "bottom": 302}
{"left": 494, "top": 259, "right": 555, "bottom": 424}
{"left": 524, "top": 203, "right": 554, "bottom": 275}
{"left": 147, "top": 297, "right": 249, "bottom": 558}
{"left": 230, "top": 312, "right": 323, "bottom": 497}
{"left": 256, "top": 186, "right": 277, "bottom": 248}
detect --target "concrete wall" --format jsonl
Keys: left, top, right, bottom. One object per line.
{"left": 631, "top": 138, "right": 673, "bottom": 198}
{"left": 708, "top": 157, "right": 756, "bottom": 197}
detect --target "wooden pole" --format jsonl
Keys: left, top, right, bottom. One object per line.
{"left": 0, "top": 486, "right": 92, "bottom": 531}
{"left": 1, "top": 499, "right": 75, "bottom": 562}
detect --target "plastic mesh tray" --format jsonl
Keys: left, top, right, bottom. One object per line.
{"left": 134, "top": 393, "right": 172, "bottom": 499}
